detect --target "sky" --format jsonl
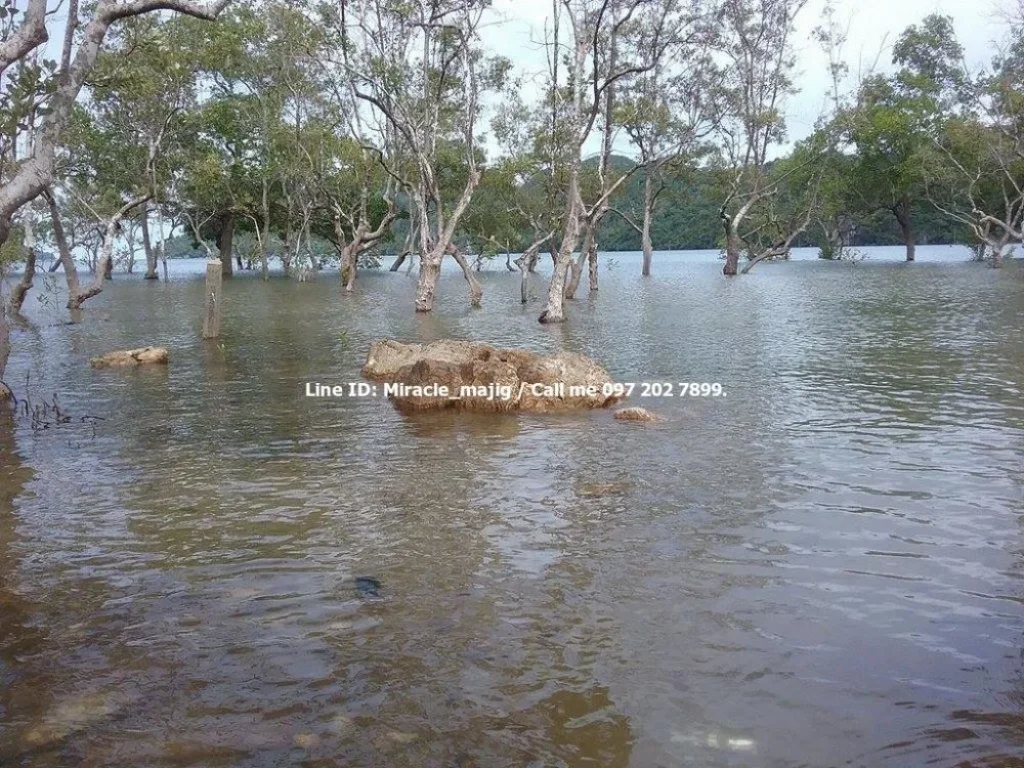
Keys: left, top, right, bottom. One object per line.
{"left": 479, "top": 0, "right": 1012, "bottom": 153}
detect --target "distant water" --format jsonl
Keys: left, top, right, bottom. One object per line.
{"left": 1, "top": 246, "right": 1022, "bottom": 767}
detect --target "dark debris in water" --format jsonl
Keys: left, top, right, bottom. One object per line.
{"left": 354, "top": 576, "right": 382, "bottom": 599}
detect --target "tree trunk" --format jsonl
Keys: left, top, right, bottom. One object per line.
{"left": 218, "top": 212, "right": 234, "bottom": 276}
{"left": 259, "top": 224, "right": 269, "bottom": 281}
{"left": 893, "top": 200, "right": 915, "bottom": 262}
{"left": 389, "top": 252, "right": 407, "bottom": 271}
{"left": 565, "top": 252, "right": 585, "bottom": 299}
{"left": 641, "top": 175, "right": 654, "bottom": 277}
{"left": 564, "top": 222, "right": 592, "bottom": 299}
{"left": 515, "top": 254, "right": 529, "bottom": 303}
{"left": 281, "top": 220, "right": 293, "bottom": 277}
{"left": 202, "top": 258, "right": 222, "bottom": 339}
{"left": 141, "top": 212, "right": 158, "bottom": 279}
{"left": 415, "top": 251, "right": 443, "bottom": 312}
{"left": 0, "top": 306, "right": 9, "bottom": 385}
{"left": 342, "top": 242, "right": 358, "bottom": 292}
{"left": 10, "top": 212, "right": 37, "bottom": 315}
{"left": 722, "top": 220, "right": 741, "bottom": 276}
{"left": 540, "top": 184, "right": 581, "bottom": 324}
{"left": 587, "top": 237, "right": 598, "bottom": 292}
{"left": 10, "top": 246, "right": 37, "bottom": 315}
{"left": 447, "top": 244, "right": 482, "bottom": 307}
{"left": 47, "top": 192, "right": 82, "bottom": 317}
{"left": 103, "top": 253, "right": 113, "bottom": 280}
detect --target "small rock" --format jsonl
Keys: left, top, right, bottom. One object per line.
{"left": 90, "top": 346, "right": 169, "bottom": 368}
{"left": 614, "top": 407, "right": 657, "bottom": 422}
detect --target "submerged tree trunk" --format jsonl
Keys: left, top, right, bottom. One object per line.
{"left": 389, "top": 252, "right": 408, "bottom": 271}
{"left": 540, "top": 181, "right": 581, "bottom": 323}
{"left": 415, "top": 251, "right": 443, "bottom": 312}
{"left": 281, "top": 219, "right": 293, "bottom": 278}
{"left": 10, "top": 214, "right": 37, "bottom": 315}
{"left": 218, "top": 212, "right": 235, "bottom": 277}
{"left": 564, "top": 221, "right": 594, "bottom": 299}
{"left": 587, "top": 237, "right": 598, "bottom": 292}
{"left": 447, "top": 244, "right": 482, "bottom": 307}
{"left": 722, "top": 217, "right": 741, "bottom": 276}
{"left": 892, "top": 200, "right": 915, "bottom": 262}
{"left": 141, "top": 212, "right": 158, "bottom": 280}
{"left": 641, "top": 175, "right": 654, "bottom": 277}
{"left": 515, "top": 253, "right": 529, "bottom": 303}
{"left": 47, "top": 192, "right": 82, "bottom": 317}
{"left": 341, "top": 242, "right": 359, "bottom": 292}
{"left": 0, "top": 307, "right": 9, "bottom": 384}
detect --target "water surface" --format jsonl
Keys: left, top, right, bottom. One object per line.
{"left": 1, "top": 246, "right": 1023, "bottom": 766}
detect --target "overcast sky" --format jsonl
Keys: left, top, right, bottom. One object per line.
{"left": 480, "top": 0, "right": 1012, "bottom": 153}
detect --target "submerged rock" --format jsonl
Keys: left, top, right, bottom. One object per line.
{"left": 90, "top": 346, "right": 169, "bottom": 368}
{"left": 22, "top": 689, "right": 134, "bottom": 748}
{"left": 613, "top": 407, "right": 658, "bottom": 422}
{"left": 362, "top": 339, "right": 621, "bottom": 413}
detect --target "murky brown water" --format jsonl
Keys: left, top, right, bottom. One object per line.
{"left": 1, "top": 248, "right": 1023, "bottom": 767}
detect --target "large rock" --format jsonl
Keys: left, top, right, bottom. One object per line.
{"left": 90, "top": 346, "right": 169, "bottom": 369}
{"left": 362, "top": 339, "right": 621, "bottom": 413}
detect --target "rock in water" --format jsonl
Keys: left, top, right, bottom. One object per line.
{"left": 362, "top": 339, "right": 621, "bottom": 413}
{"left": 90, "top": 346, "right": 169, "bottom": 368}
{"left": 613, "top": 407, "right": 657, "bottom": 422}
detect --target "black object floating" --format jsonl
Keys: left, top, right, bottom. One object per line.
{"left": 355, "top": 576, "right": 382, "bottom": 598}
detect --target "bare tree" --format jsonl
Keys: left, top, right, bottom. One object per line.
{"left": 539, "top": 0, "right": 671, "bottom": 323}
{"left": 715, "top": 0, "right": 808, "bottom": 276}
{"left": 334, "top": 0, "right": 498, "bottom": 312}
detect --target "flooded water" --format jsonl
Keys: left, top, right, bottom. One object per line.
{"left": 1, "top": 247, "right": 1023, "bottom": 767}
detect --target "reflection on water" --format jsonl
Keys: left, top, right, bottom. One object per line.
{"left": 0, "top": 247, "right": 1023, "bottom": 767}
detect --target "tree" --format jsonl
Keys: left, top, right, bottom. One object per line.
{"left": 615, "top": 1, "right": 717, "bottom": 276}
{"left": 336, "top": 0, "right": 503, "bottom": 312}
{"left": 538, "top": 0, "right": 672, "bottom": 323}
{"left": 0, "top": 0, "right": 231, "bottom": 383}
{"left": 715, "top": 0, "right": 808, "bottom": 277}
{"left": 841, "top": 15, "right": 967, "bottom": 263}
{"left": 924, "top": 18, "right": 1024, "bottom": 266}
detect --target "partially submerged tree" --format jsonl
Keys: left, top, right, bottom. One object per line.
{"left": 0, "top": 0, "right": 232, "bottom": 382}
{"left": 336, "top": 0, "right": 505, "bottom": 312}
{"left": 715, "top": 0, "right": 808, "bottom": 277}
